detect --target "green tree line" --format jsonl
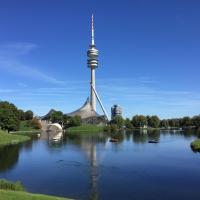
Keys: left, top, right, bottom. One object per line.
{"left": 0, "top": 101, "right": 37, "bottom": 132}
{"left": 110, "top": 114, "right": 200, "bottom": 130}
{"left": 50, "top": 111, "right": 81, "bottom": 128}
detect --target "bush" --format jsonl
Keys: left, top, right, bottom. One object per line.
{"left": 191, "top": 139, "right": 200, "bottom": 152}
{"left": 30, "top": 118, "right": 42, "bottom": 130}
{"left": 104, "top": 124, "right": 118, "bottom": 133}
{"left": 110, "top": 116, "right": 124, "bottom": 128}
{"left": 0, "top": 179, "right": 25, "bottom": 191}
{"left": 69, "top": 116, "right": 81, "bottom": 127}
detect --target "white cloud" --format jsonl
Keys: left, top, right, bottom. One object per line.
{"left": 0, "top": 42, "right": 64, "bottom": 85}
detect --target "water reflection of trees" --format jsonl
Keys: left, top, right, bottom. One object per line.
{"left": 161, "top": 129, "right": 199, "bottom": 139}
{"left": 0, "top": 139, "right": 35, "bottom": 173}
{"left": 148, "top": 130, "right": 160, "bottom": 142}
{"left": 132, "top": 131, "right": 148, "bottom": 144}
{"left": 0, "top": 145, "right": 20, "bottom": 172}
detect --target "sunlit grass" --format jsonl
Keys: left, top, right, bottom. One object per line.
{"left": 0, "top": 129, "right": 30, "bottom": 147}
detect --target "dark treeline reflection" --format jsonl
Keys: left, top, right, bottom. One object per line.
{"left": 0, "top": 145, "right": 20, "bottom": 172}
{"left": 0, "top": 139, "right": 35, "bottom": 172}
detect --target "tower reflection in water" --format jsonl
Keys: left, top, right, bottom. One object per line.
{"left": 77, "top": 133, "right": 107, "bottom": 200}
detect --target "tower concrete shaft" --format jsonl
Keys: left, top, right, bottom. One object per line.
{"left": 87, "top": 14, "right": 99, "bottom": 112}
{"left": 90, "top": 68, "right": 96, "bottom": 111}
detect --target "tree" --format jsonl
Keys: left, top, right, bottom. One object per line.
{"left": 63, "top": 114, "right": 72, "bottom": 129}
{"left": 50, "top": 111, "right": 63, "bottom": 124}
{"left": 0, "top": 101, "right": 20, "bottom": 132}
{"left": 131, "top": 115, "right": 147, "bottom": 128}
{"left": 180, "top": 116, "right": 192, "bottom": 127}
{"left": 124, "top": 118, "right": 133, "bottom": 129}
{"left": 192, "top": 115, "right": 200, "bottom": 128}
{"left": 69, "top": 116, "right": 81, "bottom": 127}
{"left": 148, "top": 115, "right": 160, "bottom": 128}
{"left": 18, "top": 109, "right": 25, "bottom": 120}
{"left": 160, "top": 119, "right": 169, "bottom": 128}
{"left": 110, "top": 116, "right": 124, "bottom": 128}
{"left": 30, "top": 118, "right": 42, "bottom": 130}
{"left": 24, "top": 110, "right": 33, "bottom": 120}
{"left": 168, "top": 119, "right": 176, "bottom": 128}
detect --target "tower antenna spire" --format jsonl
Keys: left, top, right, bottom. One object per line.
{"left": 91, "top": 14, "right": 95, "bottom": 45}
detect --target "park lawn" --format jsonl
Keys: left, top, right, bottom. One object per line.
{"left": 67, "top": 124, "right": 104, "bottom": 133}
{"left": 0, "top": 129, "right": 30, "bottom": 147}
{"left": 0, "top": 190, "right": 70, "bottom": 200}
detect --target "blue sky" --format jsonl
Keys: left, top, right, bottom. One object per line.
{"left": 0, "top": 0, "right": 200, "bottom": 119}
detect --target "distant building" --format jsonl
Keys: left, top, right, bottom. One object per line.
{"left": 111, "top": 105, "right": 122, "bottom": 119}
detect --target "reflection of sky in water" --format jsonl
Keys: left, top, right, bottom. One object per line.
{"left": 0, "top": 131, "right": 200, "bottom": 200}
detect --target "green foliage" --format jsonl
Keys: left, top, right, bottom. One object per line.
{"left": 19, "top": 121, "right": 33, "bottom": 131}
{"left": 180, "top": 116, "right": 192, "bottom": 127}
{"left": 20, "top": 119, "right": 41, "bottom": 131}
{"left": 192, "top": 115, "right": 200, "bottom": 128}
{"left": 110, "top": 116, "right": 124, "bottom": 128}
{"left": 148, "top": 115, "right": 160, "bottom": 128}
{"left": 18, "top": 109, "right": 25, "bottom": 120}
{"left": 191, "top": 139, "right": 200, "bottom": 151}
{"left": 103, "top": 124, "right": 118, "bottom": 133}
{"left": 24, "top": 110, "right": 33, "bottom": 121}
{"left": 110, "top": 124, "right": 118, "bottom": 132}
{"left": 0, "top": 101, "right": 20, "bottom": 132}
{"left": 68, "top": 116, "right": 81, "bottom": 127}
{"left": 124, "top": 118, "right": 133, "bottom": 129}
{"left": 160, "top": 119, "right": 169, "bottom": 128}
{"left": 51, "top": 111, "right": 63, "bottom": 124}
{"left": 0, "top": 179, "right": 25, "bottom": 191}
{"left": 131, "top": 115, "right": 147, "bottom": 128}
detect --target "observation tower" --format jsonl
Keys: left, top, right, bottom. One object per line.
{"left": 87, "top": 14, "right": 98, "bottom": 112}
{"left": 66, "top": 14, "right": 108, "bottom": 123}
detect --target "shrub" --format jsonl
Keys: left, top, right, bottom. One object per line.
{"left": 0, "top": 179, "right": 25, "bottom": 191}
{"left": 191, "top": 139, "right": 200, "bottom": 152}
{"left": 30, "top": 118, "right": 42, "bottom": 130}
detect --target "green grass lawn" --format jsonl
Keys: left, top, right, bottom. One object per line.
{"left": 67, "top": 124, "right": 104, "bottom": 133}
{"left": 0, "top": 190, "right": 70, "bottom": 200}
{"left": 0, "top": 129, "right": 30, "bottom": 147}
{"left": 191, "top": 139, "right": 200, "bottom": 151}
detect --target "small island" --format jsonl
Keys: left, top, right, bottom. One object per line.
{"left": 191, "top": 139, "right": 200, "bottom": 152}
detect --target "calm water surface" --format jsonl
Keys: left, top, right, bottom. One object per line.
{"left": 0, "top": 130, "right": 200, "bottom": 200}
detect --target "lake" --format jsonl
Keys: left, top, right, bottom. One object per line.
{"left": 0, "top": 130, "right": 200, "bottom": 200}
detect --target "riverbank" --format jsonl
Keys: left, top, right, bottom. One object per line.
{"left": 0, "top": 130, "right": 30, "bottom": 147}
{"left": 0, "top": 190, "right": 70, "bottom": 200}
{"left": 67, "top": 124, "right": 104, "bottom": 133}
{"left": 0, "top": 179, "right": 71, "bottom": 200}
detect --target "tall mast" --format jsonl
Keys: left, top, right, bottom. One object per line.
{"left": 91, "top": 14, "right": 95, "bottom": 46}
